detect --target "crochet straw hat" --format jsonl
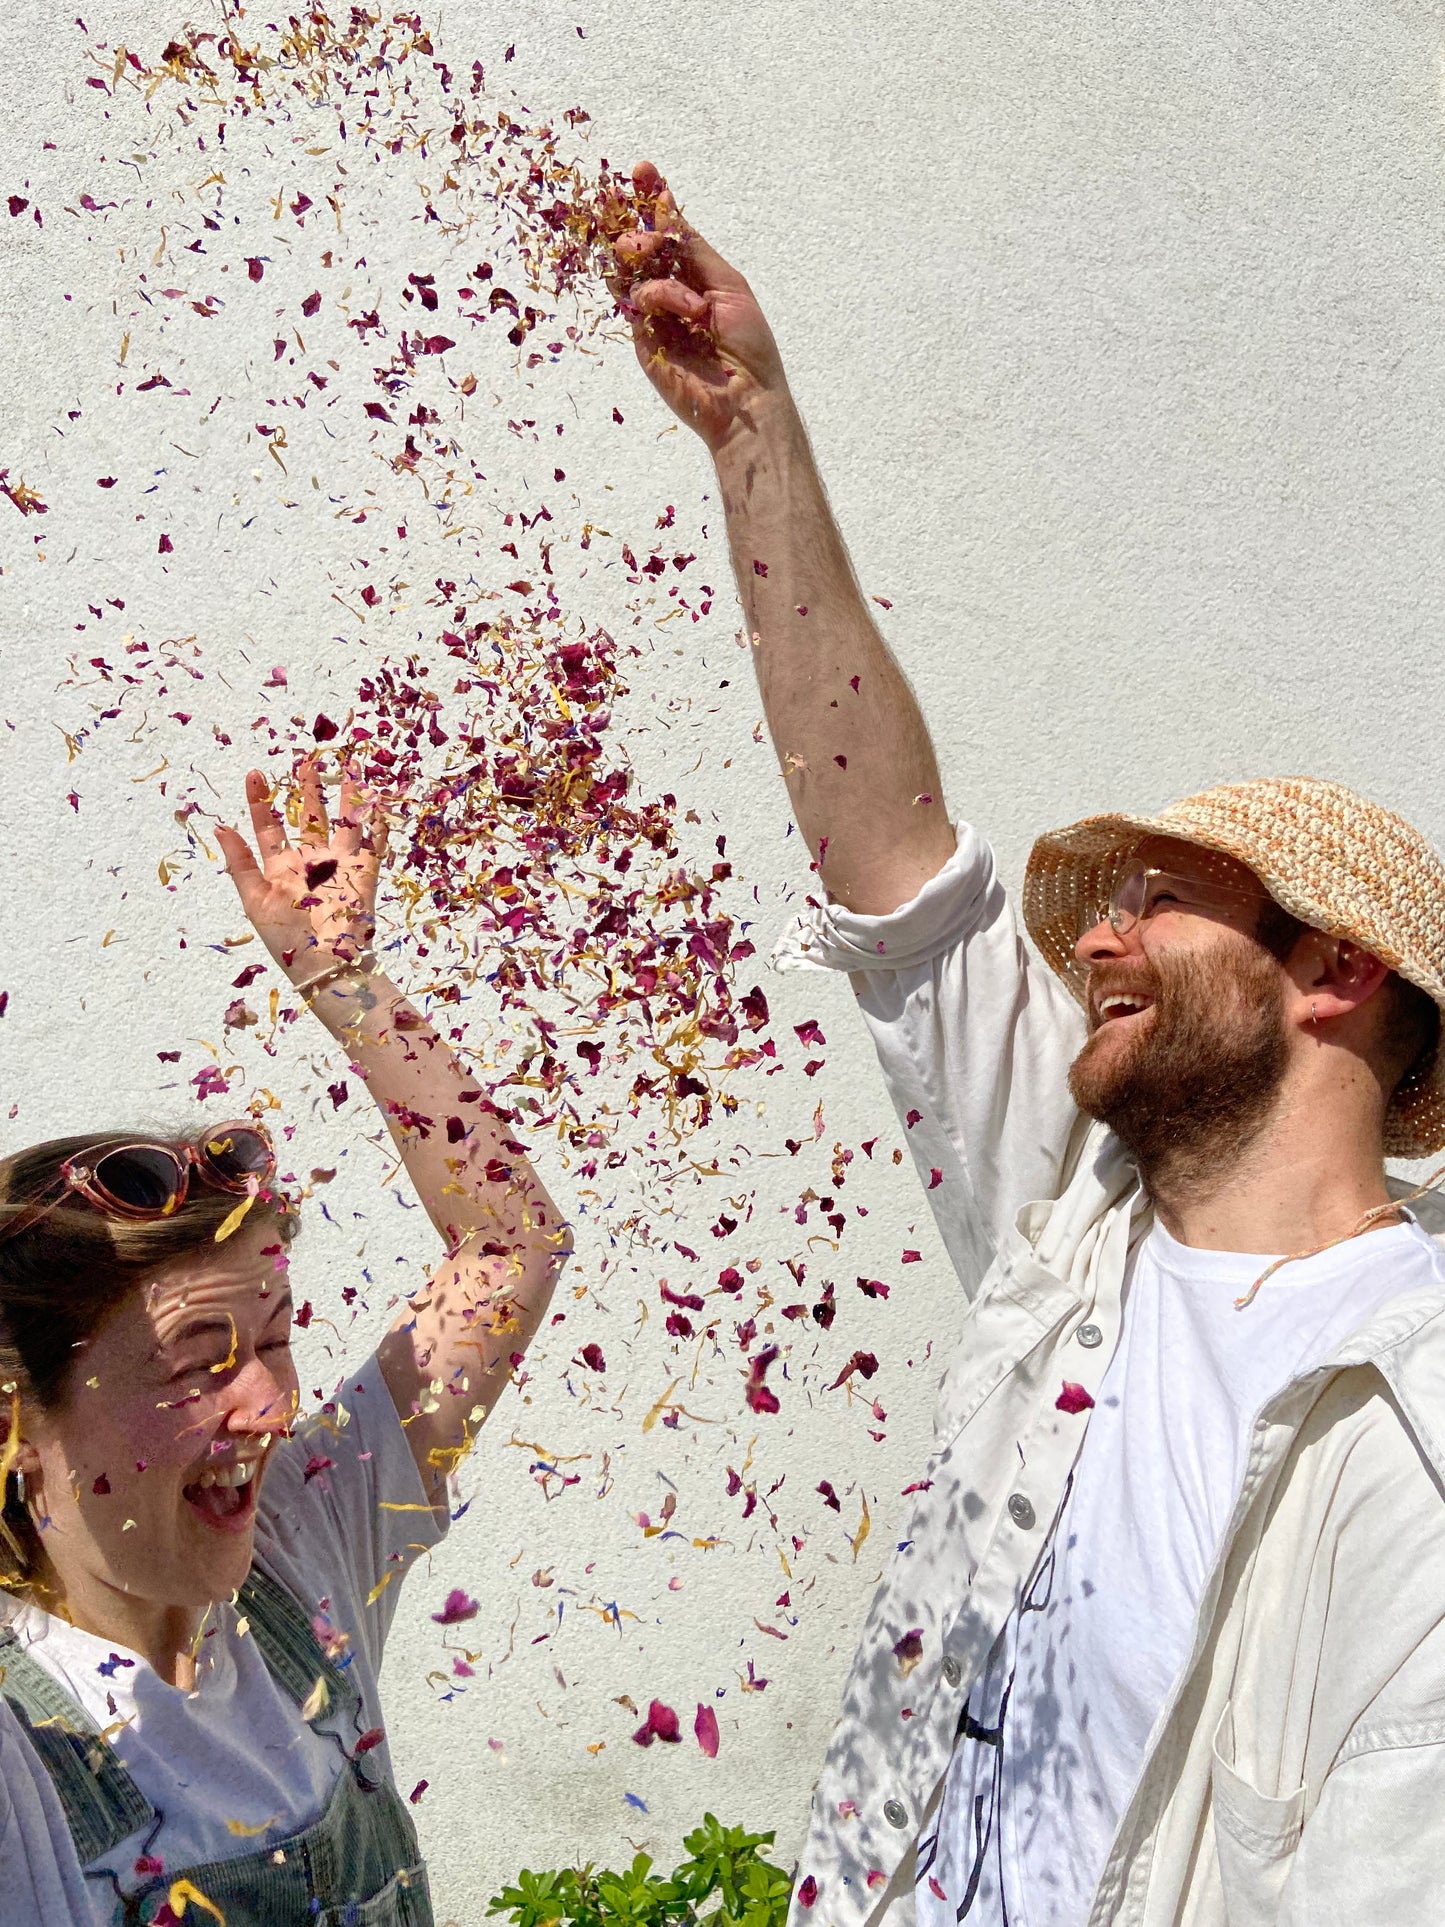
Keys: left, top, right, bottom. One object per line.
{"left": 1022, "top": 776, "right": 1445, "bottom": 1158}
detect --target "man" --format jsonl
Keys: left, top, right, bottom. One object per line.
{"left": 613, "top": 166, "right": 1445, "bottom": 1925}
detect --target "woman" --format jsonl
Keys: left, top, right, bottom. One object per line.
{"left": 0, "top": 762, "right": 570, "bottom": 1924}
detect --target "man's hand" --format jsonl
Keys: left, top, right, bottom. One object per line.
{"left": 611, "top": 162, "right": 791, "bottom": 455}
{"left": 614, "top": 163, "right": 953, "bottom": 915}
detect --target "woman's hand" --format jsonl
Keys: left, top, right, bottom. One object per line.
{"left": 610, "top": 161, "right": 793, "bottom": 456}
{"left": 215, "top": 760, "right": 387, "bottom": 986}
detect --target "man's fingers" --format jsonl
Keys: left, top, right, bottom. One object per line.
{"left": 244, "top": 769, "right": 288, "bottom": 861}
{"left": 632, "top": 159, "right": 666, "bottom": 200}
{"left": 620, "top": 162, "right": 751, "bottom": 297}
{"left": 673, "top": 222, "right": 748, "bottom": 296}
{"left": 617, "top": 221, "right": 745, "bottom": 300}
{"left": 614, "top": 228, "right": 667, "bottom": 269}
{"left": 633, "top": 277, "right": 710, "bottom": 325}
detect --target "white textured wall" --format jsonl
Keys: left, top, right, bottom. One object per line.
{"left": 5, "top": 4, "right": 1445, "bottom": 1921}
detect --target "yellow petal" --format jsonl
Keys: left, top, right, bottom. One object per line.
{"left": 851, "top": 1494, "right": 872, "bottom": 1561}
{"left": 226, "top": 1813, "right": 278, "bottom": 1838}
{"left": 168, "top": 1878, "right": 226, "bottom": 1922}
{"left": 213, "top": 1195, "right": 256, "bottom": 1244}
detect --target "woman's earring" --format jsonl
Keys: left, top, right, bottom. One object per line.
{"left": 14, "top": 1470, "right": 25, "bottom": 1503}
{"left": 1310, "top": 1001, "right": 1319, "bottom": 1028}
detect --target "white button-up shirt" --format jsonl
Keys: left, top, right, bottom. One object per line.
{"left": 774, "top": 825, "right": 1445, "bottom": 1927}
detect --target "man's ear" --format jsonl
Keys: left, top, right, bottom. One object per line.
{"left": 1289, "top": 932, "right": 1390, "bottom": 1025}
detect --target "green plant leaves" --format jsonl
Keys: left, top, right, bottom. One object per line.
{"left": 488, "top": 1814, "right": 792, "bottom": 1927}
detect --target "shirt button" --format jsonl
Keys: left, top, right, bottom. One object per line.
{"left": 941, "top": 1656, "right": 963, "bottom": 1687}
{"left": 1007, "top": 1492, "right": 1036, "bottom": 1529}
{"left": 1076, "top": 1322, "right": 1103, "bottom": 1348}
{"left": 883, "top": 1798, "right": 909, "bottom": 1829}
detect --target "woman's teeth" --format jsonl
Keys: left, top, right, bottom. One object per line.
{"left": 194, "top": 1459, "right": 258, "bottom": 1490}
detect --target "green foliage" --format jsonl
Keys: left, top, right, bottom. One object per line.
{"left": 488, "top": 1815, "right": 794, "bottom": 1927}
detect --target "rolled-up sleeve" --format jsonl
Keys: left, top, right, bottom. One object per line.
{"left": 772, "top": 823, "right": 1086, "bottom": 1295}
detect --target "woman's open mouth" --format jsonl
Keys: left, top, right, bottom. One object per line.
{"left": 183, "top": 1457, "right": 261, "bottom": 1533}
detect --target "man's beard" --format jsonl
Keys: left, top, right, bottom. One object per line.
{"left": 1068, "top": 935, "right": 1290, "bottom": 1195}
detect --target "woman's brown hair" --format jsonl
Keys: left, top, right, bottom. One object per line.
{"left": 0, "top": 1127, "right": 297, "bottom": 1589}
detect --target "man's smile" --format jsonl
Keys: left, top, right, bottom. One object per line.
{"left": 1095, "top": 992, "right": 1154, "bottom": 1024}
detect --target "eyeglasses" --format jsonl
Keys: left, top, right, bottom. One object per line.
{"left": 1093, "top": 859, "right": 1269, "bottom": 939}
{"left": 0, "top": 1122, "right": 277, "bottom": 1251}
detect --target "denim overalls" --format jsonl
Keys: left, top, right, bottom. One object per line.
{"left": 0, "top": 1565, "right": 433, "bottom": 1925}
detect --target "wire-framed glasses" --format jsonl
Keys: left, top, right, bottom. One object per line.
{"left": 1095, "top": 858, "right": 1269, "bottom": 939}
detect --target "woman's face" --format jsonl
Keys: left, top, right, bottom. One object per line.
{"left": 21, "top": 1216, "right": 299, "bottom": 1619}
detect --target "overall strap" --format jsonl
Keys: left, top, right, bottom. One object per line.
{"left": 238, "top": 1565, "right": 359, "bottom": 1730}
{"left": 0, "top": 1569, "right": 362, "bottom": 1879}
{"left": 0, "top": 1623, "right": 156, "bottom": 1863}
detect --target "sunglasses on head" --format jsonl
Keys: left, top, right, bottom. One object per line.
{"left": 0, "top": 1122, "right": 278, "bottom": 1250}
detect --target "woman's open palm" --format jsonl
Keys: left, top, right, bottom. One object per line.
{"left": 215, "top": 761, "right": 388, "bottom": 983}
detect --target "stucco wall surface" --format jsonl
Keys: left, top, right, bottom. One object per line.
{"left": 4, "top": 3, "right": 1445, "bottom": 1922}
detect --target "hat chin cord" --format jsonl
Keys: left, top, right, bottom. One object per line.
{"left": 1234, "top": 1158, "right": 1445, "bottom": 1310}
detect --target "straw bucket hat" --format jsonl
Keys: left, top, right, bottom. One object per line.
{"left": 1022, "top": 776, "right": 1445, "bottom": 1158}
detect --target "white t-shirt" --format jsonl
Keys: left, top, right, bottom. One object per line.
{"left": 0, "top": 1352, "right": 446, "bottom": 1922}
{"left": 916, "top": 1215, "right": 1445, "bottom": 1927}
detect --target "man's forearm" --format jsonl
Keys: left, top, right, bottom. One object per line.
{"left": 714, "top": 397, "right": 954, "bottom": 914}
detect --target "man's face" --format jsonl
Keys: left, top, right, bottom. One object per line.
{"left": 23, "top": 1216, "right": 299, "bottom": 1620}
{"left": 1067, "top": 836, "right": 1293, "bottom": 1179}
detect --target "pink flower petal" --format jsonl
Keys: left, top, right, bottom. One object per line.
{"left": 431, "top": 1587, "right": 480, "bottom": 1624}
{"left": 694, "top": 1702, "right": 719, "bottom": 1757}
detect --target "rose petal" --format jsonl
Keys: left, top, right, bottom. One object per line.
{"left": 694, "top": 1702, "right": 719, "bottom": 1758}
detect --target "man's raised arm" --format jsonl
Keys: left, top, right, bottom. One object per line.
{"left": 613, "top": 164, "right": 956, "bottom": 915}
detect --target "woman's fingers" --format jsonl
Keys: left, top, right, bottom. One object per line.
{"left": 214, "top": 824, "right": 269, "bottom": 918}
{"left": 334, "top": 764, "right": 366, "bottom": 852}
{"left": 368, "top": 798, "right": 391, "bottom": 865}
{"left": 214, "top": 822, "right": 253, "bottom": 877}
{"left": 296, "top": 758, "right": 330, "bottom": 847}
{"left": 244, "top": 769, "right": 289, "bottom": 862}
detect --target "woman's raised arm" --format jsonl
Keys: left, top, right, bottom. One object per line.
{"left": 215, "top": 761, "right": 571, "bottom": 1517}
